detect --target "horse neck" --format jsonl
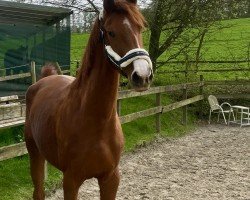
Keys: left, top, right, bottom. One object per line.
{"left": 70, "top": 23, "right": 120, "bottom": 120}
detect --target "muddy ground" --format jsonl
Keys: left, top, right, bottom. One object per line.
{"left": 47, "top": 125, "right": 250, "bottom": 200}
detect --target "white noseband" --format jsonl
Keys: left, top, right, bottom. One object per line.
{"left": 105, "top": 45, "right": 152, "bottom": 69}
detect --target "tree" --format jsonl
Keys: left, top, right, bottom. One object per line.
{"left": 145, "top": 0, "right": 249, "bottom": 71}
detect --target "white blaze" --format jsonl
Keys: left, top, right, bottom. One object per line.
{"left": 123, "top": 18, "right": 141, "bottom": 48}
{"left": 123, "top": 18, "right": 151, "bottom": 77}
{"left": 133, "top": 59, "right": 151, "bottom": 77}
{"left": 123, "top": 18, "right": 132, "bottom": 30}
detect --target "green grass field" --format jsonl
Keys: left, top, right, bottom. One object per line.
{"left": 155, "top": 18, "right": 250, "bottom": 85}
{"left": 70, "top": 18, "right": 250, "bottom": 85}
{"left": 0, "top": 17, "right": 249, "bottom": 199}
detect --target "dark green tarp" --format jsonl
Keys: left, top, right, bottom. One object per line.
{"left": 0, "top": 0, "right": 71, "bottom": 97}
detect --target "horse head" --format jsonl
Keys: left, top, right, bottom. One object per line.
{"left": 101, "top": 0, "right": 153, "bottom": 91}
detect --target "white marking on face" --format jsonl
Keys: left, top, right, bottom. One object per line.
{"left": 123, "top": 18, "right": 141, "bottom": 48}
{"left": 134, "top": 34, "right": 141, "bottom": 48}
{"left": 123, "top": 18, "right": 132, "bottom": 30}
{"left": 133, "top": 59, "right": 151, "bottom": 77}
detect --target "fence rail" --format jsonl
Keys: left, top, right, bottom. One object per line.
{"left": 158, "top": 68, "right": 250, "bottom": 74}
{"left": 0, "top": 73, "right": 31, "bottom": 82}
{"left": 0, "top": 62, "right": 71, "bottom": 83}
{"left": 0, "top": 71, "right": 249, "bottom": 161}
{"left": 0, "top": 81, "right": 206, "bottom": 161}
{"left": 205, "top": 80, "right": 250, "bottom": 86}
{"left": 157, "top": 59, "right": 249, "bottom": 65}
{"left": 118, "top": 82, "right": 204, "bottom": 99}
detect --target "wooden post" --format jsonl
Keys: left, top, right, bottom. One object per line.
{"left": 199, "top": 75, "right": 204, "bottom": 95}
{"left": 247, "top": 42, "right": 250, "bottom": 68}
{"left": 30, "top": 61, "right": 36, "bottom": 84}
{"left": 44, "top": 162, "right": 48, "bottom": 180}
{"left": 182, "top": 86, "right": 188, "bottom": 125}
{"left": 156, "top": 93, "right": 161, "bottom": 133}
{"left": 117, "top": 99, "right": 121, "bottom": 116}
{"left": 199, "top": 75, "right": 204, "bottom": 119}
{"left": 55, "top": 62, "right": 63, "bottom": 75}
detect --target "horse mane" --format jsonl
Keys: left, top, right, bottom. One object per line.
{"left": 74, "top": 0, "right": 146, "bottom": 86}
{"left": 40, "top": 62, "right": 58, "bottom": 78}
{"left": 75, "top": 20, "right": 100, "bottom": 84}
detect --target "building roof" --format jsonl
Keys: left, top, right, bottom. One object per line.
{"left": 0, "top": 0, "right": 72, "bottom": 26}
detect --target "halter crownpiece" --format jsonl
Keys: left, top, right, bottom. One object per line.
{"left": 98, "top": 10, "right": 152, "bottom": 73}
{"left": 99, "top": 9, "right": 104, "bottom": 21}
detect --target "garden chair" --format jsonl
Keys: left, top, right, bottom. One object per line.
{"left": 208, "top": 95, "right": 235, "bottom": 124}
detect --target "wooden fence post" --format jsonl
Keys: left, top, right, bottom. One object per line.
{"left": 199, "top": 75, "right": 204, "bottom": 95}
{"left": 182, "top": 85, "right": 188, "bottom": 125}
{"left": 55, "top": 62, "right": 63, "bottom": 75}
{"left": 199, "top": 75, "right": 204, "bottom": 119}
{"left": 156, "top": 93, "right": 161, "bottom": 133}
{"left": 30, "top": 61, "right": 36, "bottom": 84}
{"left": 117, "top": 99, "right": 121, "bottom": 116}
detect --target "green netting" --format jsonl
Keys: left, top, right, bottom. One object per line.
{"left": 0, "top": 16, "right": 71, "bottom": 97}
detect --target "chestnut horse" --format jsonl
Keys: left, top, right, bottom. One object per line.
{"left": 25, "top": 0, "right": 153, "bottom": 199}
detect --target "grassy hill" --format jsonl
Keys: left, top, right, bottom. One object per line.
{"left": 71, "top": 18, "right": 250, "bottom": 66}
{"left": 70, "top": 18, "right": 250, "bottom": 85}
{"left": 153, "top": 18, "right": 250, "bottom": 84}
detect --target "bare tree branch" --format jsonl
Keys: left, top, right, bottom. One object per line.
{"left": 44, "top": 1, "right": 96, "bottom": 12}
{"left": 86, "top": 0, "right": 99, "bottom": 13}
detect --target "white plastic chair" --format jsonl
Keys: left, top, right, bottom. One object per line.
{"left": 208, "top": 95, "right": 235, "bottom": 124}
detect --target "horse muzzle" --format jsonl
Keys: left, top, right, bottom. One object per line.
{"left": 131, "top": 59, "right": 153, "bottom": 92}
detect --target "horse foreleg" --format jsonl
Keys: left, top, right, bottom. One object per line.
{"left": 98, "top": 168, "right": 120, "bottom": 200}
{"left": 26, "top": 139, "right": 46, "bottom": 200}
{"left": 63, "top": 171, "right": 81, "bottom": 200}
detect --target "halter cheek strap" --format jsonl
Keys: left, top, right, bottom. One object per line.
{"left": 99, "top": 10, "right": 152, "bottom": 76}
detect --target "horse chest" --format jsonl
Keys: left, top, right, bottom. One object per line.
{"left": 60, "top": 140, "right": 122, "bottom": 179}
{"left": 60, "top": 129, "right": 124, "bottom": 175}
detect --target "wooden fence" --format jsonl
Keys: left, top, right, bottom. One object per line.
{"left": 0, "top": 61, "right": 70, "bottom": 82}
{"left": 0, "top": 64, "right": 249, "bottom": 162}
{"left": 0, "top": 80, "right": 206, "bottom": 161}
{"left": 156, "top": 60, "right": 250, "bottom": 77}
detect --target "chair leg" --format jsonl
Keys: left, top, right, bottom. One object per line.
{"left": 222, "top": 112, "right": 227, "bottom": 124}
{"left": 217, "top": 112, "right": 221, "bottom": 122}
{"left": 228, "top": 110, "right": 231, "bottom": 126}
{"left": 209, "top": 110, "right": 212, "bottom": 124}
{"left": 232, "top": 111, "right": 236, "bottom": 121}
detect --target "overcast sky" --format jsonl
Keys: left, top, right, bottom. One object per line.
{"left": 9, "top": 0, "right": 151, "bottom": 10}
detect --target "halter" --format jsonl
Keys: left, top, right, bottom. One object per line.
{"left": 98, "top": 10, "right": 152, "bottom": 76}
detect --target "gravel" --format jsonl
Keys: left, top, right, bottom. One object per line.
{"left": 47, "top": 124, "right": 250, "bottom": 200}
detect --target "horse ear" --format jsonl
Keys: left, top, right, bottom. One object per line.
{"left": 104, "top": 0, "right": 115, "bottom": 13}
{"left": 127, "top": 0, "right": 137, "bottom": 4}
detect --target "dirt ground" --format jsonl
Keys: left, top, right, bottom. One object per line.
{"left": 47, "top": 124, "right": 250, "bottom": 200}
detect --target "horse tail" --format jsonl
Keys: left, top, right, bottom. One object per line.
{"left": 40, "top": 62, "right": 58, "bottom": 78}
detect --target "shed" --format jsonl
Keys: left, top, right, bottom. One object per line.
{"left": 0, "top": 0, "right": 72, "bottom": 97}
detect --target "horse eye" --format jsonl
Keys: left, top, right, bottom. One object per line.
{"left": 108, "top": 31, "right": 115, "bottom": 38}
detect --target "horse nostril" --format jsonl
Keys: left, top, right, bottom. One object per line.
{"left": 149, "top": 72, "right": 153, "bottom": 81}
{"left": 131, "top": 72, "right": 141, "bottom": 85}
